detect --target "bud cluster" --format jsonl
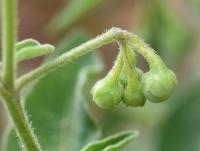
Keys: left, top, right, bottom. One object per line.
{"left": 91, "top": 42, "right": 177, "bottom": 109}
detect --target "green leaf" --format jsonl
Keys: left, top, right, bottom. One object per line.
{"left": 81, "top": 131, "right": 138, "bottom": 151}
{"left": 16, "top": 39, "right": 40, "bottom": 51}
{"left": 2, "top": 31, "right": 102, "bottom": 151}
{"left": 67, "top": 63, "right": 103, "bottom": 151}
{"left": 16, "top": 44, "right": 55, "bottom": 62}
{"left": 47, "top": 0, "right": 104, "bottom": 36}
{"left": 157, "top": 76, "right": 200, "bottom": 151}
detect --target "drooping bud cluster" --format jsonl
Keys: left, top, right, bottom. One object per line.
{"left": 91, "top": 40, "right": 177, "bottom": 109}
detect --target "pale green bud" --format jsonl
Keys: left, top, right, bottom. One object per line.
{"left": 119, "top": 66, "right": 128, "bottom": 87}
{"left": 91, "top": 76, "right": 123, "bottom": 109}
{"left": 142, "top": 66, "right": 177, "bottom": 103}
{"left": 119, "top": 66, "right": 143, "bottom": 88}
{"left": 123, "top": 70, "right": 145, "bottom": 107}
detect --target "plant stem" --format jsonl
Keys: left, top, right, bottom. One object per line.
{"left": 107, "top": 51, "right": 123, "bottom": 81}
{"left": 16, "top": 28, "right": 164, "bottom": 91}
{"left": 1, "top": 0, "right": 16, "bottom": 89}
{"left": 126, "top": 34, "right": 165, "bottom": 68}
{"left": 16, "top": 28, "right": 124, "bottom": 90}
{"left": 0, "top": 87, "right": 42, "bottom": 151}
{"left": 1, "top": 0, "right": 42, "bottom": 150}
{"left": 120, "top": 44, "right": 137, "bottom": 79}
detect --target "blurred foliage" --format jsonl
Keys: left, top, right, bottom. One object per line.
{"left": 157, "top": 75, "right": 200, "bottom": 151}
{"left": 188, "top": 0, "right": 200, "bottom": 15}
{"left": 66, "top": 56, "right": 103, "bottom": 151}
{"left": 47, "top": 0, "right": 105, "bottom": 36}
{"left": 141, "top": 0, "right": 195, "bottom": 67}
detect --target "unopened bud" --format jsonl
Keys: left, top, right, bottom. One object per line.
{"left": 123, "top": 71, "right": 145, "bottom": 107}
{"left": 91, "top": 74, "right": 123, "bottom": 109}
{"left": 142, "top": 66, "right": 177, "bottom": 103}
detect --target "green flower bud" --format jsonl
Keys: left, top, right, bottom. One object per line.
{"left": 123, "top": 70, "right": 145, "bottom": 107}
{"left": 119, "top": 43, "right": 145, "bottom": 107}
{"left": 91, "top": 76, "right": 123, "bottom": 109}
{"left": 119, "top": 66, "right": 128, "bottom": 87}
{"left": 91, "top": 50, "right": 124, "bottom": 109}
{"left": 142, "top": 66, "right": 177, "bottom": 103}
{"left": 119, "top": 66, "right": 143, "bottom": 88}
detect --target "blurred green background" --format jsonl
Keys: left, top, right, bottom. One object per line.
{"left": 0, "top": 0, "right": 200, "bottom": 150}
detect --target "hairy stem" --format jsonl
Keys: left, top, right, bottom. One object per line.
{"left": 16, "top": 28, "right": 124, "bottom": 90}
{"left": 120, "top": 44, "right": 137, "bottom": 79}
{"left": 107, "top": 51, "right": 123, "bottom": 80}
{"left": 0, "top": 88, "right": 42, "bottom": 151}
{"left": 126, "top": 34, "right": 165, "bottom": 68}
{"left": 16, "top": 28, "right": 163, "bottom": 91}
{"left": 0, "top": 0, "right": 42, "bottom": 150}
{"left": 1, "top": 0, "right": 16, "bottom": 89}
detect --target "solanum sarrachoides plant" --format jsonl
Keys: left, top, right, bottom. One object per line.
{"left": 0, "top": 0, "right": 177, "bottom": 151}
